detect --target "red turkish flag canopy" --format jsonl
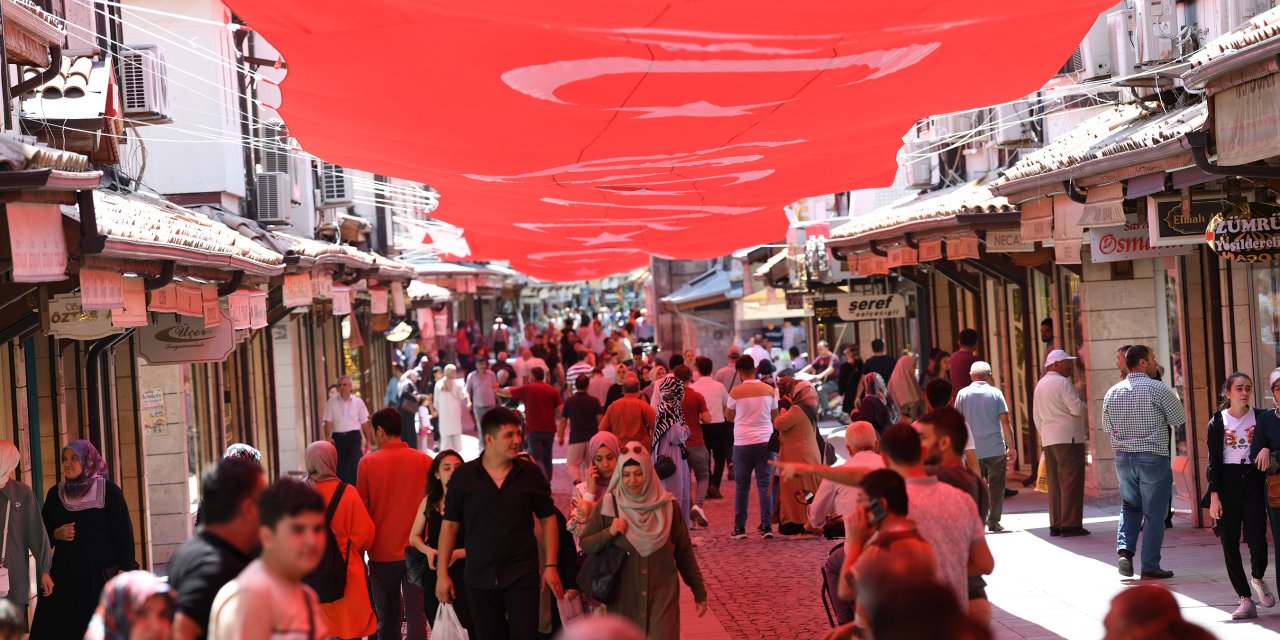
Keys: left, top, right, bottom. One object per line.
{"left": 225, "top": 0, "right": 1115, "bottom": 280}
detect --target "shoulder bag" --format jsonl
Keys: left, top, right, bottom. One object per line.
{"left": 576, "top": 498, "right": 631, "bottom": 604}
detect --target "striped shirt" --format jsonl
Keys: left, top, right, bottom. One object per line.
{"left": 1102, "top": 373, "right": 1185, "bottom": 456}
{"left": 565, "top": 362, "right": 594, "bottom": 386}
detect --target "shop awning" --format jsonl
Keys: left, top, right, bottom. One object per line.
{"left": 67, "top": 191, "right": 286, "bottom": 277}
{"left": 1185, "top": 7, "right": 1280, "bottom": 88}
{"left": 829, "top": 178, "right": 1014, "bottom": 244}
{"left": 753, "top": 250, "right": 788, "bottom": 278}
{"left": 736, "top": 287, "right": 805, "bottom": 321}
{"left": 407, "top": 280, "right": 452, "bottom": 303}
{"left": 661, "top": 268, "right": 741, "bottom": 310}
{"left": 989, "top": 101, "right": 1207, "bottom": 198}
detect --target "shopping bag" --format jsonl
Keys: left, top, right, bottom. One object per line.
{"left": 1034, "top": 457, "right": 1049, "bottom": 494}
{"left": 557, "top": 593, "right": 586, "bottom": 626}
{"left": 432, "top": 603, "right": 469, "bottom": 640}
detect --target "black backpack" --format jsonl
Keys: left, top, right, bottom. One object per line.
{"left": 304, "top": 482, "right": 349, "bottom": 603}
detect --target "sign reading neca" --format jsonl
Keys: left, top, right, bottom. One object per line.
{"left": 1207, "top": 201, "right": 1280, "bottom": 262}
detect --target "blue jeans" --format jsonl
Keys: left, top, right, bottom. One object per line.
{"left": 527, "top": 431, "right": 555, "bottom": 481}
{"left": 1115, "top": 451, "right": 1173, "bottom": 573}
{"left": 733, "top": 442, "right": 774, "bottom": 531}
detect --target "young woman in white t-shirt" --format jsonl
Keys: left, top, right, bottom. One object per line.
{"left": 1204, "top": 372, "right": 1273, "bottom": 619}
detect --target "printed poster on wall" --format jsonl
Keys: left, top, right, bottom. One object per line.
{"left": 141, "top": 388, "right": 167, "bottom": 436}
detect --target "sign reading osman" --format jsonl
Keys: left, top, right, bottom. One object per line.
{"left": 1207, "top": 201, "right": 1280, "bottom": 262}
{"left": 140, "top": 311, "right": 235, "bottom": 365}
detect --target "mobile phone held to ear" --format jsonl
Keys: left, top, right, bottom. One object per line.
{"left": 866, "top": 499, "right": 887, "bottom": 527}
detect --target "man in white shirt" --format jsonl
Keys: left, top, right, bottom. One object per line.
{"left": 726, "top": 356, "right": 778, "bottom": 539}
{"left": 746, "top": 336, "right": 771, "bottom": 369}
{"left": 810, "top": 421, "right": 882, "bottom": 627}
{"left": 1034, "top": 349, "right": 1090, "bottom": 537}
{"left": 714, "top": 346, "right": 742, "bottom": 392}
{"left": 209, "top": 479, "right": 327, "bottom": 640}
{"left": 691, "top": 356, "right": 732, "bottom": 499}
{"left": 512, "top": 347, "right": 549, "bottom": 385}
{"left": 322, "top": 375, "right": 373, "bottom": 484}
{"left": 582, "top": 319, "right": 607, "bottom": 356}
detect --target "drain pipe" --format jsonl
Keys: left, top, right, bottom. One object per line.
{"left": 10, "top": 46, "right": 61, "bottom": 97}
{"left": 85, "top": 331, "right": 131, "bottom": 451}
{"left": 1185, "top": 131, "right": 1280, "bottom": 178}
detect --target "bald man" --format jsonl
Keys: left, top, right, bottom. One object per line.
{"left": 598, "top": 373, "right": 657, "bottom": 446}
{"left": 1103, "top": 586, "right": 1181, "bottom": 640}
{"left": 811, "top": 421, "right": 883, "bottom": 626}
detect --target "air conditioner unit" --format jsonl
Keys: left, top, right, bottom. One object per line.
{"left": 1108, "top": 9, "right": 1137, "bottom": 80}
{"left": 255, "top": 172, "right": 290, "bottom": 225}
{"left": 261, "top": 122, "right": 290, "bottom": 174}
{"left": 1201, "top": 0, "right": 1275, "bottom": 41}
{"left": 1077, "top": 7, "right": 1116, "bottom": 79}
{"left": 1134, "top": 0, "right": 1177, "bottom": 65}
{"left": 318, "top": 162, "right": 353, "bottom": 208}
{"left": 120, "top": 45, "right": 172, "bottom": 124}
{"left": 994, "top": 101, "right": 1036, "bottom": 147}
{"left": 906, "top": 140, "right": 934, "bottom": 188}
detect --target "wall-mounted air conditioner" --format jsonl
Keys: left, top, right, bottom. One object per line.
{"left": 255, "top": 172, "right": 290, "bottom": 225}
{"left": 1108, "top": 9, "right": 1137, "bottom": 80}
{"left": 1134, "top": 0, "right": 1177, "bottom": 65}
{"left": 906, "top": 140, "right": 934, "bottom": 188}
{"left": 994, "top": 101, "right": 1036, "bottom": 147}
{"left": 120, "top": 45, "right": 171, "bottom": 124}
{"left": 1077, "top": 7, "right": 1117, "bottom": 79}
{"left": 318, "top": 162, "right": 353, "bottom": 208}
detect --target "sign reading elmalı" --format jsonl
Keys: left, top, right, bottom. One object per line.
{"left": 1207, "top": 201, "right": 1280, "bottom": 262}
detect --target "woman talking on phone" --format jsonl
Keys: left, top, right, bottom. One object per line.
{"left": 568, "top": 432, "right": 621, "bottom": 538}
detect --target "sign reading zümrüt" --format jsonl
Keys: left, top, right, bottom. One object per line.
{"left": 1207, "top": 201, "right": 1280, "bottom": 262}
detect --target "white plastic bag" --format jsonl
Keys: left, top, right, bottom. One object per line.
{"left": 432, "top": 603, "right": 469, "bottom": 640}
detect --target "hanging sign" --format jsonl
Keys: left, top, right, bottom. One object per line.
{"left": 148, "top": 283, "right": 177, "bottom": 312}
{"left": 249, "top": 290, "right": 268, "bottom": 328}
{"left": 1077, "top": 182, "right": 1127, "bottom": 228}
{"left": 1089, "top": 219, "right": 1193, "bottom": 263}
{"left": 832, "top": 293, "right": 908, "bottom": 321}
{"left": 917, "top": 238, "right": 943, "bottom": 262}
{"left": 1020, "top": 197, "right": 1053, "bottom": 242}
{"left": 885, "top": 246, "right": 918, "bottom": 268}
{"left": 856, "top": 253, "right": 888, "bottom": 276}
{"left": 44, "top": 293, "right": 124, "bottom": 340}
{"left": 947, "top": 234, "right": 980, "bottom": 260}
{"left": 175, "top": 282, "right": 204, "bottom": 317}
{"left": 434, "top": 312, "right": 449, "bottom": 337}
{"left": 1147, "top": 194, "right": 1240, "bottom": 248}
{"left": 369, "top": 287, "right": 389, "bottom": 315}
{"left": 390, "top": 281, "right": 406, "bottom": 315}
{"left": 332, "top": 285, "right": 352, "bottom": 316}
{"left": 419, "top": 308, "right": 436, "bottom": 338}
{"left": 8, "top": 202, "right": 67, "bottom": 282}
{"left": 1054, "top": 238, "right": 1082, "bottom": 264}
{"left": 1207, "top": 200, "right": 1280, "bottom": 262}
{"left": 1213, "top": 71, "right": 1280, "bottom": 166}
{"left": 79, "top": 269, "right": 126, "bottom": 310}
{"left": 282, "top": 273, "right": 312, "bottom": 307}
{"left": 111, "top": 277, "right": 149, "bottom": 327}
{"left": 1053, "top": 194, "right": 1085, "bottom": 241}
{"left": 348, "top": 314, "right": 365, "bottom": 348}
{"left": 985, "top": 229, "right": 1034, "bottom": 253}
{"left": 201, "top": 284, "right": 221, "bottom": 328}
{"left": 139, "top": 311, "right": 235, "bottom": 365}
{"left": 312, "top": 273, "right": 334, "bottom": 299}
{"left": 227, "top": 291, "right": 252, "bottom": 330}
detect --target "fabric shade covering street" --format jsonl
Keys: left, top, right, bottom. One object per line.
{"left": 223, "top": 0, "right": 1115, "bottom": 280}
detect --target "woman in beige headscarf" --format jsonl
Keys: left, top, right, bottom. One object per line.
{"left": 579, "top": 443, "right": 708, "bottom": 638}
{"left": 304, "top": 441, "right": 377, "bottom": 639}
{"left": 887, "top": 355, "right": 925, "bottom": 420}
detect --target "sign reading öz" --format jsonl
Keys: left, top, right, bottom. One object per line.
{"left": 1207, "top": 201, "right": 1280, "bottom": 262}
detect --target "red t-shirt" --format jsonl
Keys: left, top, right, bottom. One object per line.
{"left": 682, "top": 387, "right": 708, "bottom": 447}
{"left": 510, "top": 382, "right": 563, "bottom": 433}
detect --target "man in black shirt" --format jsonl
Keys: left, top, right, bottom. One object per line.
{"left": 168, "top": 458, "right": 263, "bottom": 640}
{"left": 559, "top": 374, "right": 603, "bottom": 484}
{"left": 863, "top": 338, "right": 897, "bottom": 385}
{"left": 437, "top": 407, "right": 564, "bottom": 640}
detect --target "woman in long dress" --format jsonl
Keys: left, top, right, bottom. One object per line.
{"left": 653, "top": 376, "right": 691, "bottom": 525}
{"left": 30, "top": 440, "right": 137, "bottom": 638}
{"left": 434, "top": 364, "right": 469, "bottom": 452}
{"left": 888, "top": 355, "right": 925, "bottom": 420}
{"left": 304, "top": 441, "right": 378, "bottom": 638}
{"left": 775, "top": 378, "right": 824, "bottom": 537}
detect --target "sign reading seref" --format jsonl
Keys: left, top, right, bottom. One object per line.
{"left": 140, "top": 310, "right": 235, "bottom": 364}
{"left": 1207, "top": 200, "right": 1280, "bottom": 262}
{"left": 833, "top": 293, "right": 907, "bottom": 321}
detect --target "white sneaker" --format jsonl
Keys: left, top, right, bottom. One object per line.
{"left": 691, "top": 505, "right": 709, "bottom": 528}
{"left": 1251, "top": 577, "right": 1277, "bottom": 608}
{"left": 1234, "top": 596, "right": 1258, "bottom": 620}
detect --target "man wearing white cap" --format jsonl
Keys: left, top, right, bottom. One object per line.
{"left": 1034, "top": 350, "right": 1090, "bottom": 537}
{"left": 954, "top": 361, "right": 1015, "bottom": 532}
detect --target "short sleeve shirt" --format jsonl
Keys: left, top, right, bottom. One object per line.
{"left": 1102, "top": 373, "right": 1186, "bottom": 456}
{"left": 562, "top": 392, "right": 603, "bottom": 444}
{"left": 443, "top": 458, "right": 557, "bottom": 588}
{"left": 208, "top": 559, "right": 326, "bottom": 640}
{"left": 1223, "top": 409, "right": 1256, "bottom": 464}
{"left": 510, "top": 382, "right": 563, "bottom": 433}
{"left": 323, "top": 395, "right": 370, "bottom": 433}
{"left": 682, "top": 387, "right": 708, "bottom": 447}
{"left": 953, "top": 382, "right": 1009, "bottom": 459}
{"left": 904, "top": 477, "right": 985, "bottom": 610}
{"left": 167, "top": 532, "right": 254, "bottom": 637}
{"left": 728, "top": 380, "right": 778, "bottom": 446}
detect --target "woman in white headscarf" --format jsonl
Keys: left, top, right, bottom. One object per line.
{"left": 434, "top": 364, "right": 470, "bottom": 452}
{"left": 580, "top": 443, "right": 708, "bottom": 638}
{"left": 888, "top": 355, "right": 925, "bottom": 420}
{"left": 0, "top": 441, "right": 51, "bottom": 633}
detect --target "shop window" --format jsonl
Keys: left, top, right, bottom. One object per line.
{"left": 1252, "top": 263, "right": 1280, "bottom": 406}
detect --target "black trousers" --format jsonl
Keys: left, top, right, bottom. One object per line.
{"left": 703, "top": 421, "right": 734, "bottom": 488}
{"left": 1219, "top": 463, "right": 1268, "bottom": 598}
{"left": 332, "top": 431, "right": 363, "bottom": 485}
{"left": 465, "top": 571, "right": 539, "bottom": 640}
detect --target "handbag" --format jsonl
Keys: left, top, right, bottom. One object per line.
{"left": 654, "top": 454, "right": 677, "bottom": 479}
{"left": 405, "top": 545, "right": 429, "bottom": 587}
{"left": 577, "top": 543, "right": 629, "bottom": 604}
{"left": 1267, "top": 474, "right": 1280, "bottom": 509}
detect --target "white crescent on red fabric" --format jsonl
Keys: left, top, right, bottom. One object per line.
{"left": 224, "top": 0, "right": 1116, "bottom": 280}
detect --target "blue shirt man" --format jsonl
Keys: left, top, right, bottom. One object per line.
{"left": 953, "top": 361, "right": 1014, "bottom": 532}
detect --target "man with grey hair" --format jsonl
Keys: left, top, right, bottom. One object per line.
{"left": 322, "top": 374, "right": 373, "bottom": 483}
{"left": 810, "top": 421, "right": 883, "bottom": 626}
{"left": 954, "top": 361, "right": 1015, "bottom": 533}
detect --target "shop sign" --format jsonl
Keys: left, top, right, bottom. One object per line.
{"left": 885, "top": 246, "right": 917, "bottom": 268}
{"left": 332, "top": 285, "right": 352, "bottom": 316}
{"left": 1147, "top": 194, "right": 1239, "bottom": 247}
{"left": 785, "top": 292, "right": 805, "bottom": 310}
{"left": 148, "top": 283, "right": 177, "bottom": 312}
{"left": 227, "top": 291, "right": 252, "bottom": 330}
{"left": 201, "top": 285, "right": 221, "bottom": 328}
{"left": 1207, "top": 200, "right": 1280, "bottom": 262}
{"left": 1020, "top": 198, "right": 1053, "bottom": 242}
{"left": 856, "top": 253, "right": 888, "bottom": 276}
{"left": 370, "top": 287, "right": 389, "bottom": 315}
{"left": 175, "top": 282, "right": 203, "bottom": 317}
{"left": 832, "top": 293, "right": 908, "bottom": 321}
{"left": 812, "top": 299, "right": 839, "bottom": 324}
{"left": 947, "top": 234, "right": 980, "bottom": 260}
{"left": 282, "top": 273, "right": 312, "bottom": 308}
{"left": 433, "top": 311, "right": 449, "bottom": 337}
{"left": 1077, "top": 182, "right": 1126, "bottom": 228}
{"left": 43, "top": 293, "right": 124, "bottom": 340}
{"left": 985, "top": 229, "right": 1034, "bottom": 252}
{"left": 111, "top": 278, "right": 148, "bottom": 327}
{"left": 1089, "top": 219, "right": 1193, "bottom": 264}
{"left": 312, "top": 273, "right": 334, "bottom": 299}
{"left": 917, "top": 238, "right": 943, "bottom": 262}
{"left": 249, "top": 291, "right": 268, "bottom": 329}
{"left": 390, "top": 281, "right": 406, "bottom": 315}
{"left": 140, "top": 311, "right": 234, "bottom": 365}
{"left": 1054, "top": 238, "right": 1082, "bottom": 264}
{"left": 79, "top": 269, "right": 125, "bottom": 310}
{"left": 8, "top": 202, "right": 67, "bottom": 283}
{"left": 1213, "top": 71, "right": 1280, "bottom": 166}
{"left": 1053, "top": 194, "right": 1085, "bottom": 241}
